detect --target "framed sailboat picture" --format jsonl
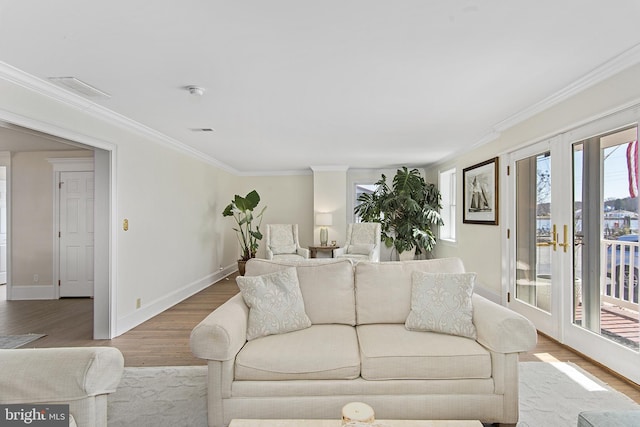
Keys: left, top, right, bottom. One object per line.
{"left": 463, "top": 157, "right": 499, "bottom": 225}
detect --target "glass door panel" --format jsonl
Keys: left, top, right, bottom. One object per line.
{"left": 515, "top": 152, "right": 552, "bottom": 313}
{"left": 572, "top": 127, "right": 639, "bottom": 352}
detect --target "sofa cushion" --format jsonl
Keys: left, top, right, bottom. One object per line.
{"left": 355, "top": 258, "right": 466, "bottom": 325}
{"left": 405, "top": 271, "right": 477, "bottom": 339}
{"left": 235, "top": 324, "right": 361, "bottom": 380}
{"left": 236, "top": 267, "right": 311, "bottom": 340}
{"left": 245, "top": 259, "right": 356, "bottom": 325}
{"left": 357, "top": 324, "right": 491, "bottom": 380}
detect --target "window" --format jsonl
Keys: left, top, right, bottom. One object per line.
{"left": 354, "top": 183, "right": 378, "bottom": 222}
{"left": 439, "top": 168, "right": 456, "bottom": 241}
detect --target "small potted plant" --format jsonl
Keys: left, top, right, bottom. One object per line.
{"left": 222, "top": 190, "right": 266, "bottom": 275}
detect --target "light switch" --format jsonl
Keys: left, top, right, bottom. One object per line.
{"left": 123, "top": 218, "right": 129, "bottom": 231}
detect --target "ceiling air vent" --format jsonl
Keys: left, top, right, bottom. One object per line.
{"left": 48, "top": 77, "right": 111, "bottom": 98}
{"left": 191, "top": 128, "right": 215, "bottom": 132}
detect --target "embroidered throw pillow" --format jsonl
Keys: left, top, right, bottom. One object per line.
{"left": 237, "top": 267, "right": 311, "bottom": 340}
{"left": 405, "top": 271, "right": 477, "bottom": 339}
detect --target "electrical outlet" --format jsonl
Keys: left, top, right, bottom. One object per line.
{"left": 33, "top": 274, "right": 39, "bottom": 283}
{"left": 136, "top": 298, "right": 141, "bottom": 309}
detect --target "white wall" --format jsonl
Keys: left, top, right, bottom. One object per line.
{"left": 426, "top": 62, "right": 640, "bottom": 297}
{"left": 312, "top": 168, "right": 348, "bottom": 247}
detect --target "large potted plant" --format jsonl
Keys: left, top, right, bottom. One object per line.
{"left": 354, "top": 167, "right": 443, "bottom": 260}
{"left": 222, "top": 190, "right": 266, "bottom": 275}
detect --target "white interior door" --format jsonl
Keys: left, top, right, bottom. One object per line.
{"left": 59, "top": 171, "right": 94, "bottom": 297}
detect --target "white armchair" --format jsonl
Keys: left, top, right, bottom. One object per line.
{"left": 0, "top": 347, "right": 124, "bottom": 427}
{"left": 265, "top": 224, "right": 309, "bottom": 260}
{"left": 334, "top": 222, "right": 381, "bottom": 262}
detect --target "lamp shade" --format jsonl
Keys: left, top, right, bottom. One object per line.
{"left": 315, "top": 213, "right": 333, "bottom": 226}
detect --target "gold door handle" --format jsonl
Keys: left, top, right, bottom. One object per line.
{"left": 558, "top": 224, "right": 570, "bottom": 253}
{"left": 536, "top": 224, "right": 558, "bottom": 251}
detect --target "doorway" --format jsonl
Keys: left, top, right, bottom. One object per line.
{"left": 506, "top": 109, "right": 640, "bottom": 384}
{"left": 0, "top": 118, "right": 114, "bottom": 339}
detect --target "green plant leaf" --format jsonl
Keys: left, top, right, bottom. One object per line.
{"left": 244, "top": 190, "right": 260, "bottom": 210}
{"left": 222, "top": 203, "right": 234, "bottom": 217}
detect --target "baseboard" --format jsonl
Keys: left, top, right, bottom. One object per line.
{"left": 115, "top": 264, "right": 237, "bottom": 337}
{"left": 9, "top": 284, "right": 56, "bottom": 300}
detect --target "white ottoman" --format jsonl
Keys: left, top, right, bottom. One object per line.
{"left": 578, "top": 410, "right": 640, "bottom": 426}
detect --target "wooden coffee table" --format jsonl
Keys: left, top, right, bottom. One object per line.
{"left": 229, "top": 420, "right": 482, "bottom": 427}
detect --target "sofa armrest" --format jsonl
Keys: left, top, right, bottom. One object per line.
{"left": 190, "top": 293, "right": 249, "bottom": 361}
{"left": 472, "top": 294, "right": 537, "bottom": 354}
{"left": 0, "top": 347, "right": 124, "bottom": 404}
{"left": 296, "top": 247, "right": 310, "bottom": 258}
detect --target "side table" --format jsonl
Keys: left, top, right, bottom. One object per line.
{"left": 309, "top": 245, "right": 339, "bottom": 258}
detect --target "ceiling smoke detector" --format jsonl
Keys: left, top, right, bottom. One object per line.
{"left": 187, "top": 86, "right": 206, "bottom": 96}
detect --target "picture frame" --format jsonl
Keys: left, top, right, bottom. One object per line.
{"left": 463, "top": 157, "right": 499, "bottom": 225}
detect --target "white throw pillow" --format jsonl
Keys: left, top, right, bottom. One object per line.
{"left": 346, "top": 243, "right": 374, "bottom": 255}
{"left": 270, "top": 244, "right": 297, "bottom": 255}
{"left": 237, "top": 267, "right": 312, "bottom": 340}
{"left": 405, "top": 271, "right": 477, "bottom": 339}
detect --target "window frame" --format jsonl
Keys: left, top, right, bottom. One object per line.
{"left": 439, "top": 167, "right": 457, "bottom": 242}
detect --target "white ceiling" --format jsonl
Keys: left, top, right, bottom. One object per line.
{"left": 1, "top": 1, "right": 640, "bottom": 173}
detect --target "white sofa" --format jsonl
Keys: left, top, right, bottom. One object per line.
{"left": 0, "top": 347, "right": 124, "bottom": 427}
{"left": 191, "top": 258, "right": 537, "bottom": 427}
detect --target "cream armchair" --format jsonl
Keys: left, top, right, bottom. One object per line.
{"left": 265, "top": 224, "right": 309, "bottom": 260}
{"left": 0, "top": 347, "right": 124, "bottom": 427}
{"left": 334, "top": 222, "right": 381, "bottom": 262}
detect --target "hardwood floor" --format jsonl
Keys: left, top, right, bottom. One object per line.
{"left": 1, "top": 278, "right": 639, "bottom": 404}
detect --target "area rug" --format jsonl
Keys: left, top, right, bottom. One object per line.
{"left": 0, "top": 333, "right": 46, "bottom": 349}
{"left": 107, "top": 362, "right": 639, "bottom": 427}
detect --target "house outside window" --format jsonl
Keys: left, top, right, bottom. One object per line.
{"left": 439, "top": 168, "right": 456, "bottom": 242}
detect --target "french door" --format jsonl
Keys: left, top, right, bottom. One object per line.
{"left": 506, "top": 108, "right": 640, "bottom": 384}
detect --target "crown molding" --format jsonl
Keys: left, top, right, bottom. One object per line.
{"left": 494, "top": 43, "right": 640, "bottom": 133}
{"left": 238, "top": 168, "right": 313, "bottom": 177}
{"left": 430, "top": 43, "right": 640, "bottom": 170}
{"left": 310, "top": 165, "right": 350, "bottom": 172}
{"left": 0, "top": 61, "right": 239, "bottom": 175}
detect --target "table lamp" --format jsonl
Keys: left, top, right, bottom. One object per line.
{"left": 315, "top": 213, "right": 333, "bottom": 246}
